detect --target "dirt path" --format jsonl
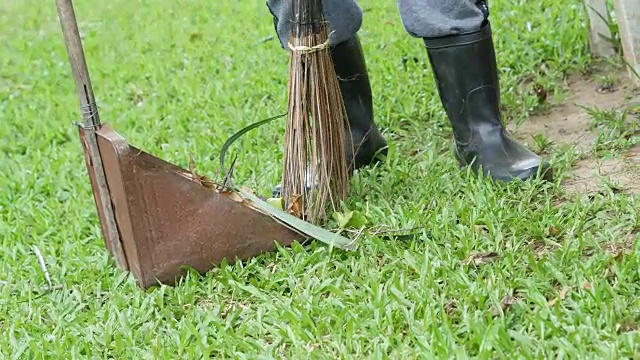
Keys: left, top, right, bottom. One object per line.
{"left": 508, "top": 65, "right": 640, "bottom": 196}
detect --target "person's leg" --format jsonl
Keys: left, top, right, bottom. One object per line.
{"left": 396, "top": 0, "right": 553, "bottom": 182}
{"left": 267, "top": 0, "right": 388, "bottom": 196}
{"left": 266, "top": 0, "right": 363, "bottom": 49}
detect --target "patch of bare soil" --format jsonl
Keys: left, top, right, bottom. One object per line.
{"left": 507, "top": 66, "right": 640, "bottom": 196}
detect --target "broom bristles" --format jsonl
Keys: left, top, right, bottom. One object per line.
{"left": 282, "top": 0, "right": 352, "bottom": 224}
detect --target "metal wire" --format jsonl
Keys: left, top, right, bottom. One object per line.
{"left": 79, "top": 101, "right": 100, "bottom": 127}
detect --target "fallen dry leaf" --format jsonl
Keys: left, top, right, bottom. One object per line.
{"left": 287, "top": 194, "right": 303, "bottom": 218}
{"left": 531, "top": 241, "right": 549, "bottom": 260}
{"left": 604, "top": 241, "right": 634, "bottom": 262}
{"left": 463, "top": 251, "right": 500, "bottom": 266}
{"left": 619, "top": 321, "right": 640, "bottom": 333}
{"left": 186, "top": 153, "right": 203, "bottom": 186}
{"left": 491, "top": 295, "right": 520, "bottom": 317}
{"left": 582, "top": 282, "right": 593, "bottom": 290}
{"left": 549, "top": 226, "right": 560, "bottom": 237}
{"left": 221, "top": 191, "right": 244, "bottom": 203}
{"left": 547, "top": 287, "right": 571, "bottom": 307}
{"left": 445, "top": 299, "right": 457, "bottom": 316}
{"left": 200, "top": 179, "right": 218, "bottom": 190}
{"left": 178, "top": 169, "right": 216, "bottom": 188}
{"left": 179, "top": 154, "right": 222, "bottom": 190}
{"left": 473, "top": 225, "right": 489, "bottom": 233}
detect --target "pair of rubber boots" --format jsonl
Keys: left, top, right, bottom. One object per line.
{"left": 274, "top": 23, "right": 552, "bottom": 196}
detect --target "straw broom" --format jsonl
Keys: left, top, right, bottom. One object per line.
{"left": 281, "top": 0, "right": 352, "bottom": 224}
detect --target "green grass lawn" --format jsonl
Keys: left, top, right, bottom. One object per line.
{"left": 1, "top": 0, "right": 639, "bottom": 358}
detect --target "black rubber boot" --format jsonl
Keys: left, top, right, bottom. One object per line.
{"left": 423, "top": 23, "right": 553, "bottom": 182}
{"left": 333, "top": 35, "right": 388, "bottom": 171}
{"left": 272, "top": 35, "right": 387, "bottom": 197}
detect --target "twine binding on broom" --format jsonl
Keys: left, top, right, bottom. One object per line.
{"left": 287, "top": 31, "right": 334, "bottom": 54}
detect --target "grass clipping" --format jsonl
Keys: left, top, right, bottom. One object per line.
{"left": 282, "top": 0, "right": 351, "bottom": 225}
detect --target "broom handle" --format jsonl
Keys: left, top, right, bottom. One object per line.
{"left": 54, "top": 0, "right": 129, "bottom": 270}
{"left": 54, "top": 0, "right": 100, "bottom": 127}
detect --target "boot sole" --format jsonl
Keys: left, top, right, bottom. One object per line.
{"left": 456, "top": 158, "right": 554, "bottom": 183}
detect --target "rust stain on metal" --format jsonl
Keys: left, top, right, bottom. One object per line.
{"left": 83, "top": 125, "right": 302, "bottom": 289}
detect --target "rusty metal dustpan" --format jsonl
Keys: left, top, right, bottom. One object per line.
{"left": 54, "top": 0, "right": 305, "bottom": 289}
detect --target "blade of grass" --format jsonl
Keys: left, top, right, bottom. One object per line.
{"left": 219, "top": 112, "right": 287, "bottom": 173}
{"left": 237, "top": 188, "right": 356, "bottom": 251}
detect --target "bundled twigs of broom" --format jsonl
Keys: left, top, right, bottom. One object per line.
{"left": 281, "top": 0, "right": 352, "bottom": 224}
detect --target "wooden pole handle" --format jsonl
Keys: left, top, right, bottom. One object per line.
{"left": 54, "top": 0, "right": 129, "bottom": 270}
{"left": 54, "top": 0, "right": 100, "bottom": 126}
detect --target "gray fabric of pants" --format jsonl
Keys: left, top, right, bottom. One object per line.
{"left": 266, "top": 0, "right": 489, "bottom": 49}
